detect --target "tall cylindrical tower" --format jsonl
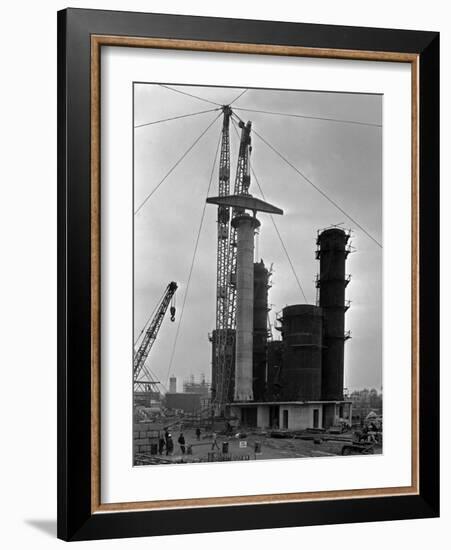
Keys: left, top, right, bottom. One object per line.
{"left": 232, "top": 213, "right": 260, "bottom": 401}
{"left": 266, "top": 340, "right": 283, "bottom": 400}
{"left": 278, "top": 304, "right": 323, "bottom": 401}
{"left": 253, "top": 260, "right": 269, "bottom": 401}
{"left": 316, "top": 228, "right": 350, "bottom": 401}
{"left": 206, "top": 193, "right": 283, "bottom": 404}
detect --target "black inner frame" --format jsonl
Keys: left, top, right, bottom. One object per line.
{"left": 57, "top": 8, "right": 439, "bottom": 541}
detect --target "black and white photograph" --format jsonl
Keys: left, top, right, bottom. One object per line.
{"left": 133, "top": 83, "right": 383, "bottom": 466}
{"left": 0, "top": 0, "right": 443, "bottom": 545}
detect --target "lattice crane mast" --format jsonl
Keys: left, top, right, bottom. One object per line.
{"left": 214, "top": 111, "right": 253, "bottom": 406}
{"left": 134, "top": 281, "right": 177, "bottom": 393}
{"left": 212, "top": 107, "right": 232, "bottom": 405}
{"left": 227, "top": 118, "right": 252, "bottom": 322}
{"left": 215, "top": 106, "right": 232, "bottom": 333}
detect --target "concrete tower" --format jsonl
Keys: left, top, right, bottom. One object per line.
{"left": 232, "top": 213, "right": 260, "bottom": 401}
{"left": 278, "top": 304, "right": 323, "bottom": 401}
{"left": 207, "top": 194, "right": 283, "bottom": 403}
{"left": 316, "top": 228, "right": 351, "bottom": 401}
{"left": 252, "top": 260, "right": 270, "bottom": 401}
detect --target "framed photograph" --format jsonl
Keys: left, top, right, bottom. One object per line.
{"left": 57, "top": 8, "right": 439, "bottom": 541}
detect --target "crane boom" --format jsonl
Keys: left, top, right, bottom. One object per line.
{"left": 216, "top": 106, "right": 232, "bottom": 333}
{"left": 134, "top": 281, "right": 178, "bottom": 383}
{"left": 212, "top": 107, "right": 233, "bottom": 405}
{"left": 214, "top": 114, "right": 252, "bottom": 406}
{"left": 228, "top": 119, "right": 252, "bottom": 327}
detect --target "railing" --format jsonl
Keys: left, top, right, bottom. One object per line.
{"left": 314, "top": 273, "right": 352, "bottom": 286}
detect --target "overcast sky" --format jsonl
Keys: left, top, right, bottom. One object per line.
{"left": 134, "top": 83, "right": 382, "bottom": 393}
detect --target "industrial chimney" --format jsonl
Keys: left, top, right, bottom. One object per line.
{"left": 232, "top": 213, "right": 260, "bottom": 401}
{"left": 252, "top": 260, "right": 270, "bottom": 401}
{"left": 316, "top": 228, "right": 351, "bottom": 401}
{"left": 206, "top": 194, "right": 283, "bottom": 403}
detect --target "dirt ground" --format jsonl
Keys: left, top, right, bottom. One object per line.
{"left": 136, "top": 426, "right": 382, "bottom": 465}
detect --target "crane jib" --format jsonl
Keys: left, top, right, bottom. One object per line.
{"left": 133, "top": 282, "right": 178, "bottom": 379}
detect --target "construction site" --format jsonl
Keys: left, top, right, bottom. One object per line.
{"left": 133, "top": 86, "right": 383, "bottom": 465}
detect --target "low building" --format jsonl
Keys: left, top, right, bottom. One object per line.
{"left": 169, "top": 376, "right": 177, "bottom": 393}
{"left": 183, "top": 374, "right": 210, "bottom": 396}
{"left": 134, "top": 390, "right": 161, "bottom": 408}
{"left": 230, "top": 401, "right": 352, "bottom": 430}
{"left": 164, "top": 392, "right": 202, "bottom": 413}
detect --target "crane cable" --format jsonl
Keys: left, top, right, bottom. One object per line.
{"left": 148, "top": 84, "right": 382, "bottom": 128}
{"left": 133, "top": 87, "right": 248, "bottom": 130}
{"left": 134, "top": 111, "right": 222, "bottom": 215}
{"left": 253, "top": 168, "right": 309, "bottom": 304}
{"left": 134, "top": 107, "right": 220, "bottom": 128}
{"left": 229, "top": 88, "right": 248, "bottom": 105}
{"left": 164, "top": 130, "right": 223, "bottom": 384}
{"left": 158, "top": 84, "right": 222, "bottom": 107}
{"left": 230, "top": 117, "right": 309, "bottom": 303}
{"left": 231, "top": 112, "right": 382, "bottom": 249}
{"left": 251, "top": 125, "right": 382, "bottom": 248}
{"left": 233, "top": 106, "right": 382, "bottom": 128}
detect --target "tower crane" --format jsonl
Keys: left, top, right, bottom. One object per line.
{"left": 213, "top": 109, "right": 253, "bottom": 407}
{"left": 134, "top": 281, "right": 177, "bottom": 396}
{"left": 227, "top": 117, "right": 253, "bottom": 326}
{"left": 212, "top": 106, "right": 232, "bottom": 406}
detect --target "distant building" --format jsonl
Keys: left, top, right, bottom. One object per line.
{"left": 164, "top": 375, "right": 211, "bottom": 414}
{"left": 165, "top": 392, "right": 202, "bottom": 414}
{"left": 183, "top": 374, "right": 210, "bottom": 397}
{"left": 169, "top": 376, "right": 177, "bottom": 393}
{"left": 134, "top": 390, "right": 161, "bottom": 408}
{"left": 349, "top": 388, "right": 382, "bottom": 425}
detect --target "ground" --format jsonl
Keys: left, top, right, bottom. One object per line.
{"left": 134, "top": 425, "right": 382, "bottom": 465}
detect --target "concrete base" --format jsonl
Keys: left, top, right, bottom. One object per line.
{"left": 230, "top": 401, "right": 352, "bottom": 430}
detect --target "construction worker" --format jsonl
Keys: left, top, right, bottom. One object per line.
{"left": 166, "top": 433, "right": 174, "bottom": 456}
{"left": 211, "top": 432, "right": 220, "bottom": 450}
{"left": 178, "top": 432, "right": 186, "bottom": 454}
{"left": 158, "top": 434, "right": 165, "bottom": 455}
